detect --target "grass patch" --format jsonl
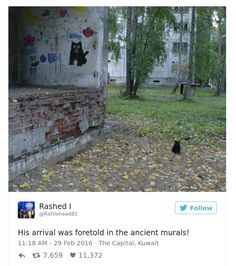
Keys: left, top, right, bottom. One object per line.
{"left": 106, "top": 85, "right": 226, "bottom": 147}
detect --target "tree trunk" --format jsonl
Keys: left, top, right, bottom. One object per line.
{"left": 222, "top": 60, "right": 226, "bottom": 91}
{"left": 126, "top": 7, "right": 139, "bottom": 98}
{"left": 172, "top": 8, "right": 183, "bottom": 94}
{"left": 126, "top": 7, "right": 132, "bottom": 97}
{"left": 192, "top": 8, "right": 197, "bottom": 84}
{"left": 133, "top": 76, "right": 140, "bottom": 96}
{"left": 184, "top": 7, "right": 196, "bottom": 100}
{"left": 130, "top": 7, "right": 137, "bottom": 96}
{"left": 214, "top": 23, "right": 222, "bottom": 96}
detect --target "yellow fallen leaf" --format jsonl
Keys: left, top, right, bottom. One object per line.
{"left": 148, "top": 175, "right": 156, "bottom": 180}
{"left": 19, "top": 183, "right": 31, "bottom": 189}
{"left": 41, "top": 171, "right": 55, "bottom": 179}
{"left": 148, "top": 164, "right": 158, "bottom": 168}
{"left": 144, "top": 188, "right": 154, "bottom": 192}
{"left": 39, "top": 184, "right": 47, "bottom": 190}
{"left": 122, "top": 173, "right": 129, "bottom": 179}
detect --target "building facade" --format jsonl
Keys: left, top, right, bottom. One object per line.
{"left": 108, "top": 7, "right": 192, "bottom": 86}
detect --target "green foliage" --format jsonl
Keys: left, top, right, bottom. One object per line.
{"left": 133, "top": 7, "right": 175, "bottom": 86}
{"left": 195, "top": 7, "right": 226, "bottom": 87}
{"left": 195, "top": 7, "right": 215, "bottom": 84}
{"left": 108, "top": 7, "right": 226, "bottom": 95}
{"left": 106, "top": 85, "right": 226, "bottom": 147}
{"left": 108, "top": 7, "right": 175, "bottom": 94}
{"left": 108, "top": 7, "right": 125, "bottom": 60}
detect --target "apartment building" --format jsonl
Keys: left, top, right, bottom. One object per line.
{"left": 108, "top": 7, "right": 192, "bottom": 86}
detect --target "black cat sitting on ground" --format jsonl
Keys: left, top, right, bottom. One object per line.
{"left": 69, "top": 41, "right": 89, "bottom": 66}
{"left": 172, "top": 140, "right": 181, "bottom": 154}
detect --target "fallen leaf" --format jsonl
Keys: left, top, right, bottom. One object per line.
{"left": 19, "top": 183, "right": 31, "bottom": 189}
{"left": 122, "top": 173, "right": 129, "bottom": 179}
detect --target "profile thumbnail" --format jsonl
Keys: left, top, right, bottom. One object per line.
{"left": 18, "top": 201, "right": 35, "bottom": 219}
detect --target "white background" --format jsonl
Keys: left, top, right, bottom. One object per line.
{"left": 9, "top": 192, "right": 226, "bottom": 265}
{"left": 1, "top": 0, "right": 235, "bottom": 265}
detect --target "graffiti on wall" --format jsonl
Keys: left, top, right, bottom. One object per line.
{"left": 69, "top": 41, "right": 89, "bottom": 66}
{"left": 39, "top": 55, "right": 47, "bottom": 63}
{"left": 29, "top": 55, "right": 39, "bottom": 76}
{"left": 73, "top": 7, "right": 86, "bottom": 13}
{"left": 83, "top": 27, "right": 94, "bottom": 38}
{"left": 23, "top": 8, "right": 39, "bottom": 21}
{"left": 48, "top": 53, "right": 58, "bottom": 64}
{"left": 59, "top": 10, "right": 67, "bottom": 18}
{"left": 24, "top": 34, "right": 36, "bottom": 47}
{"left": 38, "top": 53, "right": 61, "bottom": 64}
{"left": 69, "top": 33, "right": 82, "bottom": 40}
{"left": 23, "top": 47, "right": 36, "bottom": 55}
{"left": 22, "top": 7, "right": 99, "bottom": 78}
{"left": 42, "top": 9, "right": 50, "bottom": 17}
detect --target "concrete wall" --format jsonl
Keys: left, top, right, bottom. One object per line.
{"left": 9, "top": 8, "right": 21, "bottom": 85}
{"left": 20, "top": 7, "right": 107, "bottom": 88}
{"left": 9, "top": 7, "right": 108, "bottom": 180}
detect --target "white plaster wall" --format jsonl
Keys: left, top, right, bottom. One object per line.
{"left": 20, "top": 7, "right": 108, "bottom": 89}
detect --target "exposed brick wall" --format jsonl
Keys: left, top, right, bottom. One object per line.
{"left": 9, "top": 88, "right": 105, "bottom": 162}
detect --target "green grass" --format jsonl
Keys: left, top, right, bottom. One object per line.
{"left": 105, "top": 85, "right": 226, "bottom": 147}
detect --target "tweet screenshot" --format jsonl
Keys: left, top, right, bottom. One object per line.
{"left": 8, "top": 4, "right": 227, "bottom": 266}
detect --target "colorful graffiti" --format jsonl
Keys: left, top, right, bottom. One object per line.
{"left": 30, "top": 55, "right": 39, "bottom": 67}
{"left": 23, "top": 47, "right": 36, "bottom": 55}
{"left": 24, "top": 34, "right": 36, "bottom": 47}
{"left": 44, "top": 38, "right": 50, "bottom": 45}
{"left": 23, "top": 8, "right": 39, "bottom": 21}
{"left": 59, "top": 10, "right": 67, "bottom": 18}
{"left": 40, "top": 55, "right": 47, "bottom": 63}
{"left": 69, "top": 33, "right": 82, "bottom": 40}
{"left": 31, "top": 61, "right": 39, "bottom": 67}
{"left": 73, "top": 7, "right": 86, "bottom": 13}
{"left": 48, "top": 53, "right": 57, "bottom": 64}
{"left": 37, "top": 54, "right": 61, "bottom": 64}
{"left": 83, "top": 27, "right": 94, "bottom": 38}
{"left": 20, "top": 6, "right": 101, "bottom": 81}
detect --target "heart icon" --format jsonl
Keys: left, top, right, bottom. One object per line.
{"left": 70, "top": 252, "right": 76, "bottom": 258}
{"left": 83, "top": 27, "right": 94, "bottom": 38}
{"left": 60, "top": 10, "right": 67, "bottom": 17}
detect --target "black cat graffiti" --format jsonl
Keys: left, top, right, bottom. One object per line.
{"left": 69, "top": 41, "right": 89, "bottom": 66}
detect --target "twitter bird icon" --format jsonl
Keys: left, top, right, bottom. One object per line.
{"left": 180, "top": 205, "right": 187, "bottom": 211}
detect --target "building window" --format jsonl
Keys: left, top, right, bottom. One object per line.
{"left": 173, "top": 42, "right": 179, "bottom": 52}
{"left": 182, "top": 43, "right": 188, "bottom": 52}
{"left": 174, "top": 7, "right": 189, "bottom": 14}
{"left": 173, "top": 42, "right": 188, "bottom": 53}
{"left": 183, "top": 23, "right": 188, "bottom": 31}
{"left": 174, "top": 23, "right": 188, "bottom": 32}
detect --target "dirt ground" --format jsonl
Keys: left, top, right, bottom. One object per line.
{"left": 9, "top": 115, "right": 226, "bottom": 192}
